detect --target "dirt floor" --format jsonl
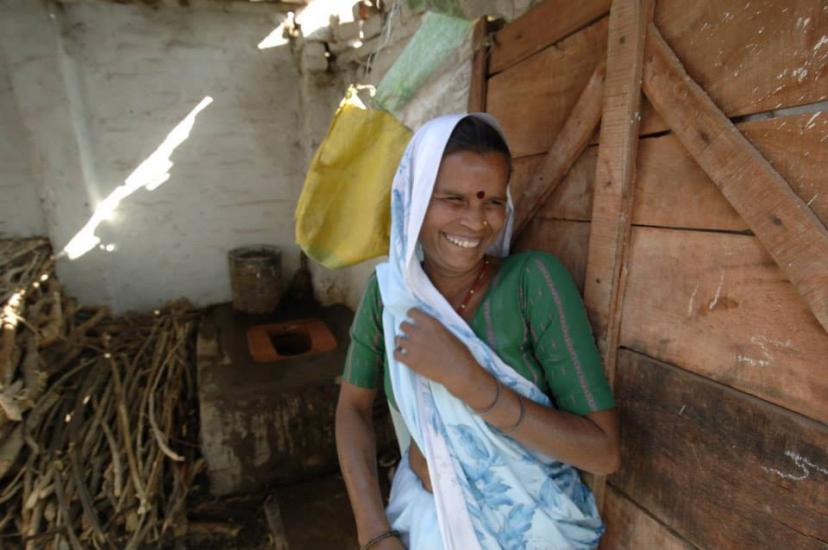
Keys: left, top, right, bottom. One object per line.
{"left": 179, "top": 458, "right": 398, "bottom": 549}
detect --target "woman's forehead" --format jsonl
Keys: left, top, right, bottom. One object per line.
{"left": 433, "top": 151, "right": 509, "bottom": 194}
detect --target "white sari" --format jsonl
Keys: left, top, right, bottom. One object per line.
{"left": 375, "top": 113, "right": 604, "bottom": 549}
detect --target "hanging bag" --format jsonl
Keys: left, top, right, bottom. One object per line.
{"left": 295, "top": 88, "right": 411, "bottom": 269}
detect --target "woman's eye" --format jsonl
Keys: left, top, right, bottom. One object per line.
{"left": 486, "top": 200, "right": 506, "bottom": 208}
{"left": 442, "top": 196, "right": 465, "bottom": 204}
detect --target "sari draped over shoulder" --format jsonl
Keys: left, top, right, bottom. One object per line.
{"left": 375, "top": 114, "right": 604, "bottom": 549}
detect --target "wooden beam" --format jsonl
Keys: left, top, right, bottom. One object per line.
{"left": 513, "top": 111, "right": 828, "bottom": 232}
{"left": 511, "top": 61, "right": 605, "bottom": 238}
{"left": 612, "top": 349, "right": 828, "bottom": 549}
{"left": 642, "top": 22, "right": 828, "bottom": 334}
{"left": 489, "top": 0, "right": 611, "bottom": 75}
{"left": 488, "top": 17, "right": 608, "bottom": 158}
{"left": 600, "top": 487, "right": 694, "bottom": 550}
{"left": 583, "top": 0, "right": 651, "bottom": 359}
{"left": 621, "top": 226, "right": 828, "bottom": 424}
{"left": 510, "top": 145, "right": 598, "bottom": 223}
{"left": 468, "top": 17, "right": 490, "bottom": 113}
{"left": 636, "top": 1, "right": 828, "bottom": 136}
{"left": 581, "top": 0, "right": 652, "bottom": 511}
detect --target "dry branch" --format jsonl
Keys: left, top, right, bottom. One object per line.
{"left": 0, "top": 238, "right": 201, "bottom": 547}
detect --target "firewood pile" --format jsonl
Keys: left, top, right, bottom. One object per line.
{"left": 0, "top": 238, "right": 203, "bottom": 549}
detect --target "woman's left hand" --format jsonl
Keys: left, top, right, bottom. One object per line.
{"left": 393, "top": 308, "right": 477, "bottom": 391}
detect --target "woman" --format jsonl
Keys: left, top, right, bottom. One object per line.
{"left": 335, "top": 113, "right": 619, "bottom": 550}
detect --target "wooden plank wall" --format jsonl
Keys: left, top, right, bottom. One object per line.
{"left": 486, "top": 0, "right": 828, "bottom": 547}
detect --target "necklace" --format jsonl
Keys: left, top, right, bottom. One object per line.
{"left": 456, "top": 257, "right": 490, "bottom": 314}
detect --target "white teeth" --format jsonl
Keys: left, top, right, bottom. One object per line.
{"left": 444, "top": 233, "right": 480, "bottom": 248}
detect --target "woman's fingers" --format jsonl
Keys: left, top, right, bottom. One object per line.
{"left": 406, "top": 307, "right": 425, "bottom": 320}
{"left": 393, "top": 336, "right": 408, "bottom": 354}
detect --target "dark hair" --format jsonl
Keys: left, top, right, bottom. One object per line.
{"left": 444, "top": 116, "right": 512, "bottom": 175}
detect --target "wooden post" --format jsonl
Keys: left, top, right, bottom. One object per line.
{"left": 511, "top": 62, "right": 606, "bottom": 238}
{"left": 642, "top": 23, "right": 828, "bottom": 334}
{"left": 581, "top": 0, "right": 652, "bottom": 508}
{"left": 584, "top": 0, "right": 651, "bottom": 381}
{"left": 468, "top": 17, "right": 490, "bottom": 113}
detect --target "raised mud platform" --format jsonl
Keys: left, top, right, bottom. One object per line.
{"left": 197, "top": 302, "right": 394, "bottom": 496}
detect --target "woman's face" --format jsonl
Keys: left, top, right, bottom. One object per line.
{"left": 420, "top": 150, "right": 510, "bottom": 275}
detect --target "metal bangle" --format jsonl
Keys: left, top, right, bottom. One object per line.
{"left": 471, "top": 376, "right": 501, "bottom": 415}
{"left": 500, "top": 395, "right": 525, "bottom": 433}
{"left": 361, "top": 529, "right": 401, "bottom": 550}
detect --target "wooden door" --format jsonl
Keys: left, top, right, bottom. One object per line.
{"left": 474, "top": 1, "right": 828, "bottom": 547}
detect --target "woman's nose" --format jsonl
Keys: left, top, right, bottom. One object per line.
{"left": 460, "top": 204, "right": 486, "bottom": 230}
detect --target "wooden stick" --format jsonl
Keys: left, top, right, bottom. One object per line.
{"left": 38, "top": 280, "right": 64, "bottom": 348}
{"left": 0, "top": 462, "right": 24, "bottom": 505}
{"left": 53, "top": 468, "right": 84, "bottom": 550}
{"left": 21, "top": 332, "right": 47, "bottom": 406}
{"left": 511, "top": 60, "right": 606, "bottom": 239}
{"left": 264, "top": 494, "right": 289, "bottom": 550}
{"left": 148, "top": 335, "right": 185, "bottom": 463}
{"left": 468, "top": 17, "right": 490, "bottom": 113}
{"left": 642, "top": 22, "right": 828, "bottom": 333}
{"left": 187, "top": 521, "right": 242, "bottom": 538}
{"left": 94, "top": 397, "right": 124, "bottom": 499}
{"left": 106, "top": 354, "right": 148, "bottom": 514}
{"left": 0, "top": 240, "right": 48, "bottom": 271}
{"left": 582, "top": 0, "right": 653, "bottom": 510}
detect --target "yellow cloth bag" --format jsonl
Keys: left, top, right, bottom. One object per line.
{"left": 295, "top": 88, "right": 412, "bottom": 269}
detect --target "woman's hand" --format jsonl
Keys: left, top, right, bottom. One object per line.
{"left": 393, "top": 308, "right": 477, "bottom": 392}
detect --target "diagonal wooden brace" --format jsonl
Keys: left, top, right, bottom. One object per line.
{"left": 642, "top": 22, "right": 828, "bottom": 334}
{"left": 512, "top": 61, "right": 606, "bottom": 239}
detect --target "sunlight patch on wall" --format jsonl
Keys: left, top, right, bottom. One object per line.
{"left": 62, "top": 96, "right": 214, "bottom": 261}
{"left": 258, "top": 0, "right": 355, "bottom": 50}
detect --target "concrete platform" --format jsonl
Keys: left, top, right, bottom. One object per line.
{"left": 197, "top": 302, "right": 394, "bottom": 496}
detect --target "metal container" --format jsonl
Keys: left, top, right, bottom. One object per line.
{"left": 228, "top": 245, "right": 282, "bottom": 315}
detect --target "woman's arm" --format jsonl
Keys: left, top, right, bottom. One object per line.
{"left": 335, "top": 382, "right": 404, "bottom": 549}
{"left": 455, "top": 366, "right": 619, "bottom": 475}
{"left": 394, "top": 309, "right": 620, "bottom": 475}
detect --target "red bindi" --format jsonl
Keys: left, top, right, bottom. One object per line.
{"left": 476, "top": 190, "right": 485, "bottom": 199}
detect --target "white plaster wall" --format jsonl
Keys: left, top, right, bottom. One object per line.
{"left": 0, "top": 38, "right": 46, "bottom": 237}
{"left": 1, "top": 0, "right": 307, "bottom": 313}
{"left": 0, "top": 0, "right": 539, "bottom": 314}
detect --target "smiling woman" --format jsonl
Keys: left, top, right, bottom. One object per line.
{"left": 335, "top": 114, "right": 619, "bottom": 550}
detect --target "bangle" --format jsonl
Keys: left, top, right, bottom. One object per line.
{"left": 361, "top": 529, "right": 401, "bottom": 549}
{"left": 471, "top": 376, "right": 501, "bottom": 415}
{"left": 500, "top": 395, "right": 525, "bottom": 433}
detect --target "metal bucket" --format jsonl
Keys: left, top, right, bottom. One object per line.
{"left": 228, "top": 245, "right": 282, "bottom": 315}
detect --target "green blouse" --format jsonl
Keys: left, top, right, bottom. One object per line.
{"left": 342, "top": 251, "right": 615, "bottom": 416}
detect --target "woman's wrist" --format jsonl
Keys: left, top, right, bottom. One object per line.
{"left": 358, "top": 522, "right": 393, "bottom": 546}
{"left": 449, "top": 359, "right": 497, "bottom": 409}
{"left": 360, "top": 529, "right": 401, "bottom": 549}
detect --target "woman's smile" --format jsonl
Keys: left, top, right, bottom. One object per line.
{"left": 442, "top": 232, "right": 482, "bottom": 249}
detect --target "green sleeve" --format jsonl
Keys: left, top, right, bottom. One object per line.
{"left": 342, "top": 273, "right": 384, "bottom": 389}
{"left": 523, "top": 252, "right": 615, "bottom": 415}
